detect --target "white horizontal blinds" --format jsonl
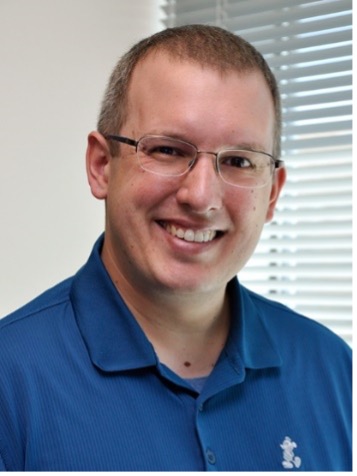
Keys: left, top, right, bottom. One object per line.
{"left": 162, "top": 0, "right": 352, "bottom": 345}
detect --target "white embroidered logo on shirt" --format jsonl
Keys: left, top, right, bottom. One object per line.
{"left": 280, "top": 436, "right": 302, "bottom": 469}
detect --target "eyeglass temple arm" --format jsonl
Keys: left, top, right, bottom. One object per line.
{"left": 105, "top": 135, "right": 138, "bottom": 147}
{"left": 275, "top": 159, "right": 284, "bottom": 169}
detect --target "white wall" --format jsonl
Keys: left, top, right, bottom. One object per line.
{"left": 0, "top": 0, "right": 164, "bottom": 316}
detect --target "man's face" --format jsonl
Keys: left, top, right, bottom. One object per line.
{"left": 90, "top": 52, "right": 285, "bottom": 297}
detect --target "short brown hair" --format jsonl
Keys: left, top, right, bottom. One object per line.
{"left": 97, "top": 24, "right": 281, "bottom": 158}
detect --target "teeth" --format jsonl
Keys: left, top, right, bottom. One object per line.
{"left": 164, "top": 223, "right": 217, "bottom": 243}
{"left": 184, "top": 229, "right": 195, "bottom": 242}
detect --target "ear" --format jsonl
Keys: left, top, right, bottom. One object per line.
{"left": 86, "top": 131, "right": 111, "bottom": 200}
{"left": 265, "top": 165, "right": 286, "bottom": 222}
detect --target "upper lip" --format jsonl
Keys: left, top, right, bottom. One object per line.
{"left": 157, "top": 219, "right": 223, "bottom": 233}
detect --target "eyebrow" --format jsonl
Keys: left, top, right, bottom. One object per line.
{"left": 151, "top": 131, "right": 270, "bottom": 154}
{"left": 226, "top": 142, "right": 269, "bottom": 153}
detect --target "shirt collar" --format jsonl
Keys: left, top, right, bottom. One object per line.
{"left": 71, "top": 235, "right": 281, "bottom": 373}
{"left": 225, "top": 279, "right": 282, "bottom": 369}
{"left": 71, "top": 235, "right": 158, "bottom": 372}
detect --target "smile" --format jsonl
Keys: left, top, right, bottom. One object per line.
{"left": 161, "top": 222, "right": 218, "bottom": 243}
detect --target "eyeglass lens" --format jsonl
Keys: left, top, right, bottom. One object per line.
{"left": 137, "top": 136, "right": 273, "bottom": 188}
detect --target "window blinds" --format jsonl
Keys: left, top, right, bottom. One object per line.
{"left": 162, "top": 0, "right": 352, "bottom": 345}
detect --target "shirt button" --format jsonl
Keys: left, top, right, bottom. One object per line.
{"left": 206, "top": 448, "right": 216, "bottom": 465}
{"left": 198, "top": 403, "right": 204, "bottom": 412}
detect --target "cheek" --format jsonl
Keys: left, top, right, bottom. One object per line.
{"left": 109, "top": 169, "right": 178, "bottom": 220}
{"left": 235, "top": 189, "right": 269, "bottom": 217}
{"left": 228, "top": 189, "right": 270, "bottom": 247}
{"left": 133, "top": 171, "right": 182, "bottom": 205}
{"left": 250, "top": 188, "right": 272, "bottom": 219}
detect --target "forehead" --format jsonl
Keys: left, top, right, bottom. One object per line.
{"left": 129, "top": 49, "right": 268, "bottom": 93}
{"left": 125, "top": 52, "right": 275, "bottom": 150}
{"left": 128, "top": 51, "right": 273, "bottom": 111}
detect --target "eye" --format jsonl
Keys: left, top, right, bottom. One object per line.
{"left": 141, "top": 138, "right": 192, "bottom": 160}
{"left": 150, "top": 145, "right": 184, "bottom": 157}
{"left": 220, "top": 153, "right": 255, "bottom": 169}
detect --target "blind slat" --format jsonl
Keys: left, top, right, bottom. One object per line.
{"left": 258, "top": 236, "right": 352, "bottom": 245}
{"left": 277, "top": 60, "right": 351, "bottom": 81}
{"left": 283, "top": 133, "right": 351, "bottom": 151}
{"left": 227, "top": 11, "right": 351, "bottom": 40}
{"left": 283, "top": 89, "right": 351, "bottom": 109}
{"left": 282, "top": 73, "right": 351, "bottom": 94}
{"left": 226, "top": 0, "right": 351, "bottom": 21}
{"left": 255, "top": 29, "right": 352, "bottom": 57}
{"left": 267, "top": 46, "right": 352, "bottom": 71}
{"left": 241, "top": 255, "right": 351, "bottom": 266}
{"left": 171, "top": 0, "right": 328, "bottom": 17}
{"left": 284, "top": 119, "right": 351, "bottom": 136}
{"left": 283, "top": 104, "right": 351, "bottom": 122}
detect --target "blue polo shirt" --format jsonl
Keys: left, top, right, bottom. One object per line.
{"left": 0, "top": 236, "right": 351, "bottom": 471}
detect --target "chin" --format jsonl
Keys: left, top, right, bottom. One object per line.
{"left": 155, "top": 273, "right": 226, "bottom": 296}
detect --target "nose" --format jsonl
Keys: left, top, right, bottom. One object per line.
{"left": 175, "top": 153, "right": 223, "bottom": 214}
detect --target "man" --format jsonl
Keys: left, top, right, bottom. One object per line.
{"left": 0, "top": 25, "right": 351, "bottom": 471}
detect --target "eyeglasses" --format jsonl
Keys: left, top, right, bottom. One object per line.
{"left": 105, "top": 134, "right": 284, "bottom": 189}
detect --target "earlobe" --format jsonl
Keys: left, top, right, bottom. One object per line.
{"left": 86, "top": 131, "right": 111, "bottom": 200}
{"left": 265, "top": 166, "right": 286, "bottom": 222}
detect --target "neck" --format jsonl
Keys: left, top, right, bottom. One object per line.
{"left": 143, "top": 295, "right": 230, "bottom": 378}
{"left": 101, "top": 245, "right": 231, "bottom": 378}
{"left": 127, "top": 289, "right": 230, "bottom": 378}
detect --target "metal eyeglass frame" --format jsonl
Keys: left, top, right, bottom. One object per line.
{"left": 105, "top": 134, "right": 284, "bottom": 188}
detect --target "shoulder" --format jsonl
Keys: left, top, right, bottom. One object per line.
{"left": 0, "top": 277, "right": 74, "bottom": 350}
{"left": 242, "top": 286, "right": 351, "bottom": 360}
